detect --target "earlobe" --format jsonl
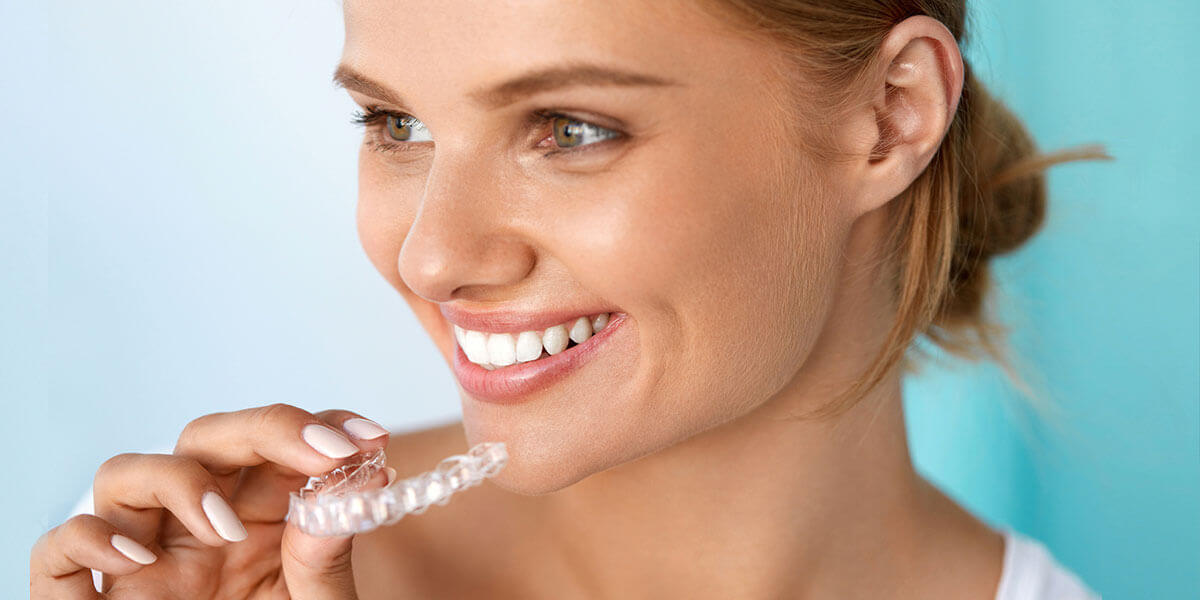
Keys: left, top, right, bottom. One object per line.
{"left": 851, "top": 15, "right": 965, "bottom": 217}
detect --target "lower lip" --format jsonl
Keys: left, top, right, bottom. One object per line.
{"left": 451, "top": 313, "right": 629, "bottom": 405}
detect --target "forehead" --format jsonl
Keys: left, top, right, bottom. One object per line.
{"left": 340, "top": 0, "right": 783, "bottom": 108}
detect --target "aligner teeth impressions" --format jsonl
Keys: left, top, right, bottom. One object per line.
{"left": 455, "top": 312, "right": 612, "bottom": 369}
{"left": 286, "top": 442, "right": 508, "bottom": 537}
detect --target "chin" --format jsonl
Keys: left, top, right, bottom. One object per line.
{"left": 484, "top": 461, "right": 586, "bottom": 496}
{"left": 462, "top": 419, "right": 598, "bottom": 496}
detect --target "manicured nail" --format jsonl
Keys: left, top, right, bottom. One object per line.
{"left": 110, "top": 534, "right": 156, "bottom": 565}
{"left": 343, "top": 417, "right": 388, "bottom": 440}
{"left": 385, "top": 467, "right": 397, "bottom": 486}
{"left": 302, "top": 424, "right": 359, "bottom": 458}
{"left": 201, "top": 491, "right": 248, "bottom": 542}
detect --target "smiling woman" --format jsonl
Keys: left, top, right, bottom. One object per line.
{"left": 31, "top": 0, "right": 1111, "bottom": 598}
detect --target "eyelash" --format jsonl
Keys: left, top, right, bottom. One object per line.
{"left": 349, "top": 106, "right": 623, "bottom": 158}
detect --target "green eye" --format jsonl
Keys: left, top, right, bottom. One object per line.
{"left": 381, "top": 113, "right": 431, "bottom": 143}
{"left": 385, "top": 114, "right": 413, "bottom": 141}
{"left": 551, "top": 115, "right": 619, "bottom": 149}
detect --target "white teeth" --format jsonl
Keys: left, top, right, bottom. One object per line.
{"left": 542, "top": 324, "right": 569, "bottom": 355}
{"left": 461, "top": 330, "right": 489, "bottom": 364}
{"left": 454, "top": 313, "right": 615, "bottom": 368}
{"left": 486, "top": 333, "right": 517, "bottom": 366}
{"left": 515, "top": 331, "right": 543, "bottom": 362}
{"left": 568, "top": 317, "right": 593, "bottom": 344}
{"left": 591, "top": 312, "right": 609, "bottom": 332}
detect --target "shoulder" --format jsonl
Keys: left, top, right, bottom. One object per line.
{"left": 994, "top": 529, "right": 1101, "bottom": 600}
{"left": 351, "top": 421, "right": 535, "bottom": 599}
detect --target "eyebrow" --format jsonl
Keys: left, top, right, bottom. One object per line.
{"left": 331, "top": 62, "right": 681, "bottom": 110}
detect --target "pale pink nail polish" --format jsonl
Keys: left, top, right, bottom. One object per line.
{"left": 110, "top": 534, "right": 157, "bottom": 565}
{"left": 302, "top": 424, "right": 359, "bottom": 458}
{"left": 201, "top": 491, "right": 248, "bottom": 542}
{"left": 343, "top": 417, "right": 389, "bottom": 440}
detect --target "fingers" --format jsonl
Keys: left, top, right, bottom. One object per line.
{"left": 30, "top": 514, "right": 156, "bottom": 600}
{"left": 92, "top": 453, "right": 247, "bottom": 547}
{"left": 174, "top": 404, "right": 382, "bottom": 481}
{"left": 278, "top": 421, "right": 391, "bottom": 600}
{"left": 90, "top": 404, "right": 389, "bottom": 555}
{"left": 326, "top": 411, "right": 391, "bottom": 444}
{"left": 280, "top": 525, "right": 359, "bottom": 600}
{"left": 227, "top": 408, "right": 390, "bottom": 522}
{"left": 177, "top": 404, "right": 390, "bottom": 523}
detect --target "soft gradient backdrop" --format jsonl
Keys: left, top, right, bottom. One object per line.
{"left": 5, "top": 1, "right": 1197, "bottom": 598}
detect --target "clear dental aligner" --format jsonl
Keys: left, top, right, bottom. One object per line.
{"left": 286, "top": 441, "right": 508, "bottom": 537}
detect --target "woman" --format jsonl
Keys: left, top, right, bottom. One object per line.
{"left": 31, "top": 0, "right": 1106, "bottom": 597}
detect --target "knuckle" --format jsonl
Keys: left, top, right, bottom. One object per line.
{"left": 31, "top": 515, "right": 111, "bottom": 578}
{"left": 125, "top": 454, "right": 218, "bottom": 500}
{"left": 162, "top": 455, "right": 214, "bottom": 488}
{"left": 253, "top": 402, "right": 306, "bottom": 431}
{"left": 30, "top": 530, "right": 57, "bottom": 570}
{"left": 313, "top": 408, "right": 353, "bottom": 421}
{"left": 282, "top": 532, "right": 354, "bottom": 577}
{"left": 30, "top": 530, "right": 51, "bottom": 559}
{"left": 95, "top": 453, "right": 139, "bottom": 488}
{"left": 177, "top": 411, "right": 221, "bottom": 450}
{"left": 58, "top": 514, "right": 107, "bottom": 542}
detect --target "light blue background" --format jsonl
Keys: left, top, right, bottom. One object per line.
{"left": 4, "top": 1, "right": 1197, "bottom": 598}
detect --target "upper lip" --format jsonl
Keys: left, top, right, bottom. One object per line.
{"left": 440, "top": 303, "right": 620, "bottom": 334}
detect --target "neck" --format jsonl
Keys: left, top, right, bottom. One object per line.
{"left": 538, "top": 362, "right": 932, "bottom": 597}
{"left": 526, "top": 205, "right": 1001, "bottom": 598}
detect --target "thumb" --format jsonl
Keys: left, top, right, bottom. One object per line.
{"left": 280, "top": 443, "right": 393, "bottom": 598}
{"left": 280, "top": 522, "right": 359, "bottom": 600}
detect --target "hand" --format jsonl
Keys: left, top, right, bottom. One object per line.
{"left": 30, "top": 403, "right": 392, "bottom": 599}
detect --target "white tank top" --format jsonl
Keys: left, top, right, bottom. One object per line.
{"left": 995, "top": 529, "right": 1100, "bottom": 599}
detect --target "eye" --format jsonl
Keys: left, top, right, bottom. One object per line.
{"left": 350, "top": 107, "right": 434, "bottom": 156}
{"left": 384, "top": 114, "right": 432, "bottom": 143}
{"left": 351, "top": 106, "right": 623, "bottom": 158}
{"left": 549, "top": 115, "right": 621, "bottom": 150}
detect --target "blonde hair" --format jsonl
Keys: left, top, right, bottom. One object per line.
{"left": 696, "top": 0, "right": 1112, "bottom": 417}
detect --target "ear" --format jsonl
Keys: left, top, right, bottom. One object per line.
{"left": 843, "top": 15, "right": 965, "bottom": 217}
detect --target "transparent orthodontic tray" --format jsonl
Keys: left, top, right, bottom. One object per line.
{"left": 286, "top": 441, "right": 507, "bottom": 537}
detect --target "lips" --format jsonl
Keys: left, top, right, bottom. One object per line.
{"left": 451, "top": 312, "right": 628, "bottom": 404}
{"left": 440, "top": 303, "right": 616, "bottom": 334}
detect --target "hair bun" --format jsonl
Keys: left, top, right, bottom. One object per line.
{"left": 940, "top": 67, "right": 1110, "bottom": 332}
{"left": 938, "top": 67, "right": 1045, "bottom": 330}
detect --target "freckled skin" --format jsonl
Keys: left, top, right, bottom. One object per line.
{"left": 348, "top": 0, "right": 840, "bottom": 495}
{"left": 343, "top": 1, "right": 1003, "bottom": 598}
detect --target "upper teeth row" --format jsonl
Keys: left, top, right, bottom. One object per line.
{"left": 454, "top": 313, "right": 611, "bottom": 370}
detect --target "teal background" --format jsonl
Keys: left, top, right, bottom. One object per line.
{"left": 4, "top": 1, "right": 1196, "bottom": 598}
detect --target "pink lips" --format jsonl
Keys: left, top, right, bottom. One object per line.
{"left": 451, "top": 312, "right": 628, "bottom": 404}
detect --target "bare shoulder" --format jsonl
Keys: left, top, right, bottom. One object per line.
{"left": 350, "top": 421, "right": 537, "bottom": 599}
{"left": 914, "top": 477, "right": 1007, "bottom": 599}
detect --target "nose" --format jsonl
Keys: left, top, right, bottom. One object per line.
{"left": 396, "top": 152, "right": 536, "bottom": 304}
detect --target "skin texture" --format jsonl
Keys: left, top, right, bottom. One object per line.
{"left": 340, "top": 0, "right": 1003, "bottom": 598}
{"left": 31, "top": 406, "right": 393, "bottom": 599}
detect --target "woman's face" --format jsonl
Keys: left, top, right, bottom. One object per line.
{"left": 342, "top": 0, "right": 860, "bottom": 493}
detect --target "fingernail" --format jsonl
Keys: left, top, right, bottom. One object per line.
{"left": 385, "top": 467, "right": 397, "bottom": 486}
{"left": 302, "top": 424, "right": 359, "bottom": 458}
{"left": 343, "top": 417, "right": 388, "bottom": 440}
{"left": 110, "top": 534, "right": 157, "bottom": 565}
{"left": 201, "top": 491, "right": 248, "bottom": 542}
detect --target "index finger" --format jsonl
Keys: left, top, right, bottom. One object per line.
{"left": 227, "top": 409, "right": 391, "bottom": 522}
{"left": 173, "top": 403, "right": 379, "bottom": 484}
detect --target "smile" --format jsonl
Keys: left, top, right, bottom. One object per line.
{"left": 454, "top": 312, "right": 612, "bottom": 369}
{"left": 447, "top": 311, "right": 628, "bottom": 404}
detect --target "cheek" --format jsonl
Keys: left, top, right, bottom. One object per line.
{"left": 355, "top": 150, "right": 419, "bottom": 293}
{"left": 620, "top": 144, "right": 847, "bottom": 426}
